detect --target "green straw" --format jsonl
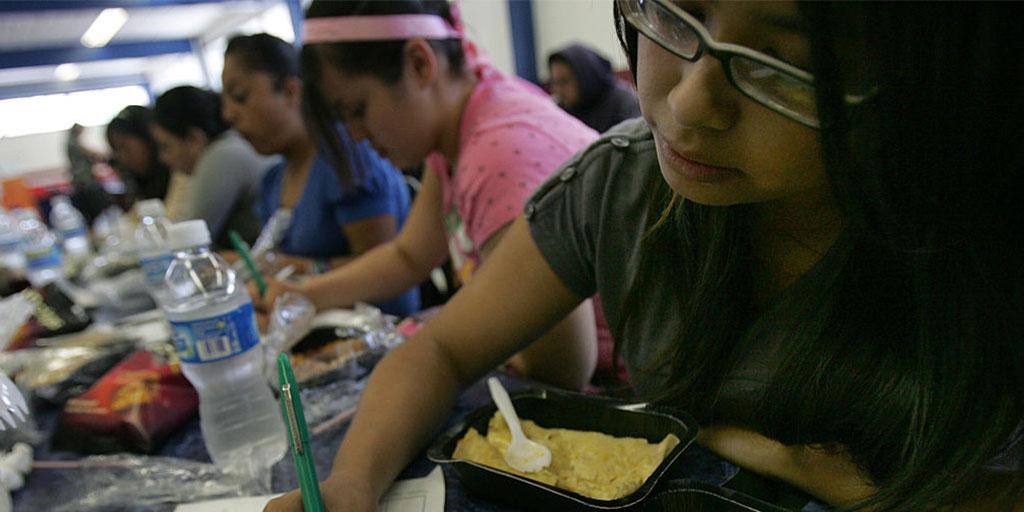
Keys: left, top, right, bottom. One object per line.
{"left": 228, "top": 230, "right": 267, "bottom": 297}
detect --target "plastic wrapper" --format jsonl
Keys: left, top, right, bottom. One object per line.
{"left": 0, "top": 336, "right": 136, "bottom": 404}
{"left": 77, "top": 249, "right": 140, "bottom": 284}
{"left": 33, "top": 323, "right": 138, "bottom": 349}
{"left": 299, "top": 377, "right": 363, "bottom": 429}
{"left": 264, "top": 292, "right": 316, "bottom": 354}
{"left": 21, "top": 454, "right": 264, "bottom": 511}
{"left": 314, "top": 302, "right": 404, "bottom": 354}
{"left": 284, "top": 303, "right": 404, "bottom": 389}
{"left": 0, "top": 267, "right": 29, "bottom": 299}
{"left": 0, "top": 295, "right": 33, "bottom": 351}
{"left": 53, "top": 345, "right": 198, "bottom": 454}
{"left": 4, "top": 284, "right": 91, "bottom": 351}
{"left": 234, "top": 208, "right": 293, "bottom": 281}
{"left": 261, "top": 292, "right": 316, "bottom": 388}
{"left": 83, "top": 269, "right": 155, "bottom": 312}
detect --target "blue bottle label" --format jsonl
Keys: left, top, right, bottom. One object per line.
{"left": 0, "top": 238, "right": 20, "bottom": 252}
{"left": 59, "top": 227, "right": 87, "bottom": 240}
{"left": 170, "top": 303, "right": 261, "bottom": 364}
{"left": 140, "top": 253, "right": 175, "bottom": 286}
{"left": 25, "top": 246, "right": 62, "bottom": 270}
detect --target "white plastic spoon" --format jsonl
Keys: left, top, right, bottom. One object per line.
{"left": 486, "top": 377, "right": 552, "bottom": 473}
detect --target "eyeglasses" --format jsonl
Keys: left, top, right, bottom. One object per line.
{"left": 618, "top": 0, "right": 820, "bottom": 128}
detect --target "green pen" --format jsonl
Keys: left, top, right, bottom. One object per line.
{"left": 228, "top": 230, "right": 268, "bottom": 296}
{"left": 277, "top": 352, "right": 325, "bottom": 512}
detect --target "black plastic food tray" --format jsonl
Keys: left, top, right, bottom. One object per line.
{"left": 428, "top": 387, "right": 697, "bottom": 510}
{"left": 637, "top": 479, "right": 792, "bottom": 511}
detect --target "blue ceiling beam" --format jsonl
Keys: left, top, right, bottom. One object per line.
{"left": 0, "top": 1, "right": 260, "bottom": 13}
{"left": 507, "top": 0, "right": 538, "bottom": 84}
{"left": 285, "top": 0, "right": 303, "bottom": 47}
{"left": 0, "top": 74, "right": 149, "bottom": 100}
{"left": 0, "top": 40, "right": 193, "bottom": 70}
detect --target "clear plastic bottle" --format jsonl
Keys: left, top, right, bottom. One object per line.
{"left": 134, "top": 200, "right": 172, "bottom": 304}
{"left": 48, "top": 195, "right": 91, "bottom": 261}
{"left": 232, "top": 208, "right": 292, "bottom": 280}
{"left": 0, "top": 209, "right": 26, "bottom": 272}
{"left": 18, "top": 211, "right": 64, "bottom": 288}
{"left": 161, "top": 220, "right": 286, "bottom": 476}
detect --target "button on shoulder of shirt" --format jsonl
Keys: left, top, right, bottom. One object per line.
{"left": 559, "top": 167, "right": 577, "bottom": 182}
{"left": 524, "top": 202, "right": 537, "bottom": 219}
{"left": 610, "top": 136, "right": 630, "bottom": 148}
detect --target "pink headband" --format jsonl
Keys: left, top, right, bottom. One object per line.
{"left": 303, "top": 14, "right": 461, "bottom": 44}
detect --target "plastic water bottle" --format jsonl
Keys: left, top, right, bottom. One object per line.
{"left": 19, "top": 211, "right": 63, "bottom": 288}
{"left": 0, "top": 210, "right": 26, "bottom": 272}
{"left": 161, "top": 220, "right": 286, "bottom": 475}
{"left": 134, "top": 200, "right": 172, "bottom": 303}
{"left": 232, "top": 208, "right": 292, "bottom": 279}
{"left": 92, "top": 206, "right": 135, "bottom": 258}
{"left": 48, "top": 195, "right": 91, "bottom": 261}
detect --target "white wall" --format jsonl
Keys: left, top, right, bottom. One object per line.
{"left": 459, "top": 0, "right": 515, "bottom": 76}
{"left": 146, "top": 53, "right": 209, "bottom": 95}
{"left": 1, "top": 0, "right": 623, "bottom": 179}
{"left": 532, "top": 0, "right": 627, "bottom": 81}
{"left": 0, "top": 126, "right": 108, "bottom": 179}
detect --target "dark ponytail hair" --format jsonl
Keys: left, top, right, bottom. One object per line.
{"left": 223, "top": 32, "right": 360, "bottom": 188}
{"left": 300, "top": 0, "right": 466, "bottom": 179}
{"left": 615, "top": 2, "right": 1023, "bottom": 510}
{"left": 225, "top": 33, "right": 300, "bottom": 89}
{"left": 152, "top": 85, "right": 229, "bottom": 141}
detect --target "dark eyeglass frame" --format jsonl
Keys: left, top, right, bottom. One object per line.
{"left": 618, "top": 0, "right": 820, "bottom": 129}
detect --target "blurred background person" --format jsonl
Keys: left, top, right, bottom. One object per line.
{"left": 221, "top": 33, "right": 417, "bottom": 316}
{"left": 547, "top": 42, "right": 640, "bottom": 133}
{"left": 151, "top": 85, "right": 276, "bottom": 249}
{"left": 105, "top": 106, "right": 172, "bottom": 208}
{"left": 65, "top": 122, "right": 110, "bottom": 222}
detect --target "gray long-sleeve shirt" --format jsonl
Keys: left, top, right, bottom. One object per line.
{"left": 180, "top": 130, "right": 277, "bottom": 249}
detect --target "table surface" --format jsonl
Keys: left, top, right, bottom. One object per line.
{"left": 13, "top": 367, "right": 825, "bottom": 512}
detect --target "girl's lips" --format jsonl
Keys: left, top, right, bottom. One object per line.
{"left": 655, "top": 134, "right": 742, "bottom": 183}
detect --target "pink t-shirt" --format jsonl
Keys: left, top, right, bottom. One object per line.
{"left": 429, "top": 64, "right": 624, "bottom": 385}
{"left": 429, "top": 64, "right": 596, "bottom": 283}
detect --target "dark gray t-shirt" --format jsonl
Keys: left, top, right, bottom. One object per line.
{"left": 182, "top": 130, "right": 277, "bottom": 250}
{"left": 526, "top": 118, "right": 844, "bottom": 423}
{"left": 526, "top": 119, "right": 675, "bottom": 395}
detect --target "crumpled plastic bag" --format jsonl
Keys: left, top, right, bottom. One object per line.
{"left": 0, "top": 295, "right": 33, "bottom": 352}
{"left": 22, "top": 454, "right": 265, "bottom": 511}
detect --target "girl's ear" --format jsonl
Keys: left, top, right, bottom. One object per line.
{"left": 403, "top": 38, "right": 439, "bottom": 89}
{"left": 281, "top": 75, "right": 304, "bottom": 109}
{"left": 185, "top": 126, "right": 208, "bottom": 148}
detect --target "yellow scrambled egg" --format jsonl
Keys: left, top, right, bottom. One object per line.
{"left": 452, "top": 412, "right": 680, "bottom": 501}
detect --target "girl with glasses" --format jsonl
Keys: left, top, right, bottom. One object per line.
{"left": 267, "top": 1, "right": 1024, "bottom": 511}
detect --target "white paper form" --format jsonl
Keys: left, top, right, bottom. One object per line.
{"left": 174, "top": 466, "right": 445, "bottom": 512}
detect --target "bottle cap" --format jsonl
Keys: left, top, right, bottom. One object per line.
{"left": 136, "top": 199, "right": 165, "bottom": 220}
{"left": 167, "top": 220, "right": 211, "bottom": 250}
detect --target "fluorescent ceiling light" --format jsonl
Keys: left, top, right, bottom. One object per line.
{"left": 54, "top": 63, "right": 80, "bottom": 81}
{"left": 80, "top": 8, "right": 129, "bottom": 48}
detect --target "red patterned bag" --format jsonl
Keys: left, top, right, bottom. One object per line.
{"left": 54, "top": 348, "right": 198, "bottom": 454}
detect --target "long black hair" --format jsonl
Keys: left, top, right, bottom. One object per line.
{"left": 223, "top": 32, "right": 363, "bottom": 187}
{"left": 106, "top": 105, "right": 171, "bottom": 201}
{"left": 225, "top": 33, "right": 300, "bottom": 90}
{"left": 152, "top": 85, "right": 229, "bottom": 141}
{"left": 614, "top": 2, "right": 1023, "bottom": 510}
{"left": 300, "top": 0, "right": 466, "bottom": 177}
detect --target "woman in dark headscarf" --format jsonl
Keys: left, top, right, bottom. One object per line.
{"left": 548, "top": 42, "right": 641, "bottom": 133}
